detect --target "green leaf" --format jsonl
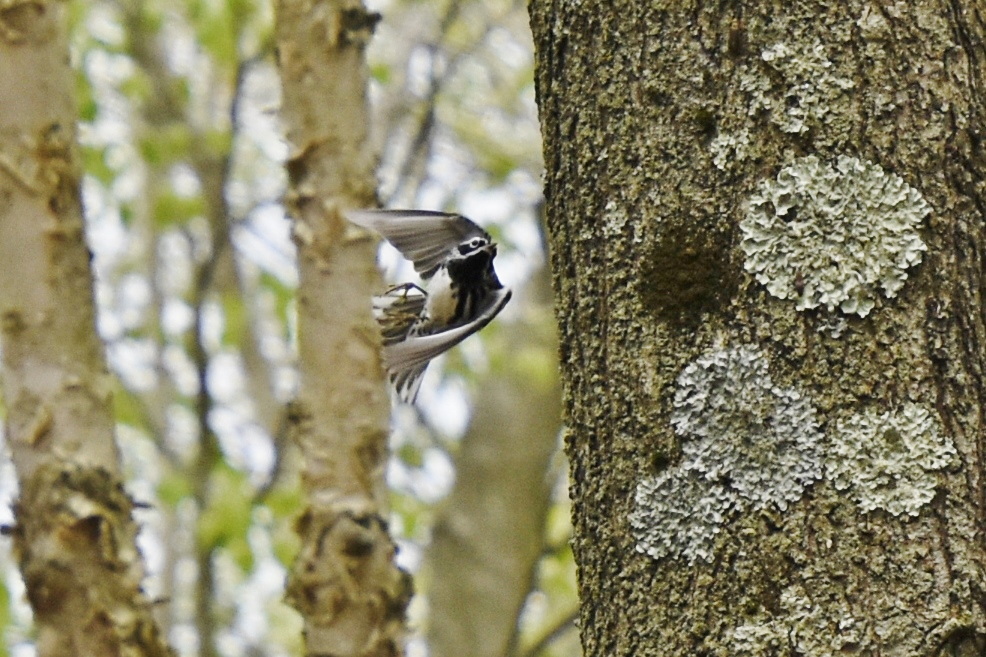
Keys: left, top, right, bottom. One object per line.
{"left": 263, "top": 486, "right": 302, "bottom": 519}
{"left": 196, "top": 464, "right": 254, "bottom": 553}
{"left": 545, "top": 500, "right": 573, "bottom": 547}
{"left": 119, "top": 202, "right": 136, "bottom": 226}
{"left": 259, "top": 271, "right": 296, "bottom": 329}
{"left": 66, "top": 0, "right": 91, "bottom": 37}
{"left": 203, "top": 129, "right": 233, "bottom": 158}
{"left": 152, "top": 192, "right": 206, "bottom": 228}
{"left": 222, "top": 536, "right": 255, "bottom": 572}
{"left": 0, "top": 577, "right": 9, "bottom": 657}
{"left": 112, "top": 385, "right": 146, "bottom": 429}
{"left": 481, "top": 149, "right": 518, "bottom": 183}
{"left": 370, "top": 63, "right": 392, "bottom": 84}
{"left": 119, "top": 71, "right": 153, "bottom": 105}
{"left": 389, "top": 491, "right": 429, "bottom": 540}
{"left": 76, "top": 70, "right": 98, "bottom": 123}
{"left": 157, "top": 471, "right": 193, "bottom": 508}
{"left": 228, "top": 0, "right": 258, "bottom": 33}
{"left": 195, "top": 10, "right": 237, "bottom": 67}
{"left": 139, "top": 124, "right": 194, "bottom": 167}
{"left": 221, "top": 290, "right": 247, "bottom": 346}
{"left": 272, "top": 521, "right": 300, "bottom": 567}
{"left": 396, "top": 442, "right": 424, "bottom": 468}
{"left": 82, "top": 147, "right": 115, "bottom": 186}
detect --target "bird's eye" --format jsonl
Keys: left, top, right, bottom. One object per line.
{"left": 459, "top": 238, "right": 485, "bottom": 254}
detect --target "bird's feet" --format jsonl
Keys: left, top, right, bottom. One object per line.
{"left": 384, "top": 282, "right": 427, "bottom": 297}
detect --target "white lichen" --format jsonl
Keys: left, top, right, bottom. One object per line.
{"left": 828, "top": 403, "right": 955, "bottom": 516}
{"left": 741, "top": 155, "right": 930, "bottom": 317}
{"left": 673, "top": 345, "right": 823, "bottom": 510}
{"left": 632, "top": 345, "right": 822, "bottom": 563}
{"left": 817, "top": 314, "right": 848, "bottom": 339}
{"left": 715, "top": 40, "right": 851, "bottom": 173}
{"left": 740, "top": 40, "right": 854, "bottom": 134}
{"left": 710, "top": 128, "right": 751, "bottom": 171}
{"left": 729, "top": 622, "right": 785, "bottom": 655}
{"left": 630, "top": 468, "right": 737, "bottom": 564}
{"left": 730, "top": 586, "right": 863, "bottom": 656}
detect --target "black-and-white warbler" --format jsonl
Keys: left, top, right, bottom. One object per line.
{"left": 346, "top": 209, "right": 512, "bottom": 403}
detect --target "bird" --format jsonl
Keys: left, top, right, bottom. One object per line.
{"left": 345, "top": 209, "right": 512, "bottom": 403}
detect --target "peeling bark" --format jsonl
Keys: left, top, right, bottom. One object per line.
{"left": 13, "top": 466, "right": 170, "bottom": 657}
{"left": 530, "top": 0, "right": 986, "bottom": 654}
{"left": 0, "top": 2, "right": 172, "bottom": 656}
{"left": 274, "top": 1, "right": 411, "bottom": 655}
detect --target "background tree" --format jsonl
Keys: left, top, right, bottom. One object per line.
{"left": 529, "top": 0, "right": 986, "bottom": 654}
{"left": 274, "top": 0, "right": 409, "bottom": 654}
{"left": 1, "top": 0, "right": 574, "bottom": 656}
{"left": 0, "top": 2, "right": 171, "bottom": 656}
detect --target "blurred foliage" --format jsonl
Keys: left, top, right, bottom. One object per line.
{"left": 0, "top": 0, "right": 574, "bottom": 656}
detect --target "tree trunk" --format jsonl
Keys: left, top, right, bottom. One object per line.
{"left": 274, "top": 1, "right": 411, "bottom": 655}
{"left": 0, "top": 3, "right": 172, "bottom": 656}
{"left": 530, "top": 0, "right": 986, "bottom": 654}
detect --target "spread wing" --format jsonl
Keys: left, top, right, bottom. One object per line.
{"left": 384, "top": 287, "right": 512, "bottom": 403}
{"left": 345, "top": 209, "right": 490, "bottom": 279}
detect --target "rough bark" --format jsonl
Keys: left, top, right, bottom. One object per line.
{"left": 274, "top": 1, "right": 411, "bottom": 655}
{"left": 0, "top": 2, "right": 172, "bottom": 656}
{"left": 530, "top": 0, "right": 986, "bottom": 654}
{"left": 426, "top": 265, "right": 561, "bottom": 657}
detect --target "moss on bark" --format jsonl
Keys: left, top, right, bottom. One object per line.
{"left": 530, "top": 0, "right": 986, "bottom": 653}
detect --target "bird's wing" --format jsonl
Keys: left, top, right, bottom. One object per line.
{"left": 345, "top": 209, "right": 490, "bottom": 279}
{"left": 383, "top": 287, "right": 512, "bottom": 403}
{"left": 390, "top": 363, "right": 428, "bottom": 406}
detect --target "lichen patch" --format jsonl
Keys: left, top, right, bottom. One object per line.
{"left": 729, "top": 585, "right": 862, "bottom": 655}
{"left": 740, "top": 40, "right": 855, "bottom": 135}
{"left": 673, "top": 345, "right": 823, "bottom": 510}
{"left": 827, "top": 403, "right": 955, "bottom": 517}
{"left": 740, "top": 155, "right": 930, "bottom": 317}
{"left": 631, "top": 344, "right": 822, "bottom": 563}
{"left": 631, "top": 468, "right": 737, "bottom": 564}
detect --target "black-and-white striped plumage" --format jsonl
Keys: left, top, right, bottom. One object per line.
{"left": 346, "top": 209, "right": 512, "bottom": 403}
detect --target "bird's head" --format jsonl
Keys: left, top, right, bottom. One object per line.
{"left": 455, "top": 235, "right": 494, "bottom": 258}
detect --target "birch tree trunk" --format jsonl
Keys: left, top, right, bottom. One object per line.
{"left": 530, "top": 0, "right": 986, "bottom": 654}
{"left": 0, "top": 3, "right": 172, "bottom": 656}
{"left": 274, "top": 1, "right": 411, "bottom": 655}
